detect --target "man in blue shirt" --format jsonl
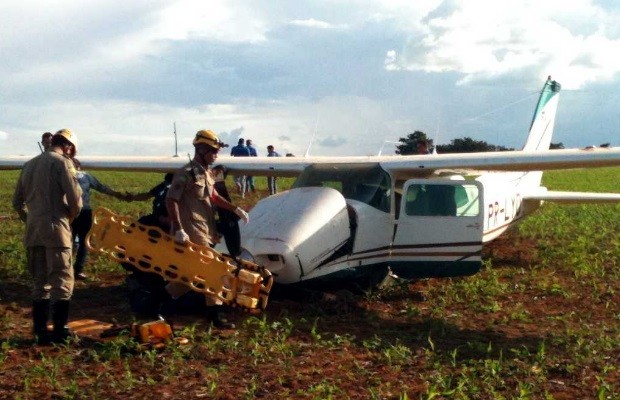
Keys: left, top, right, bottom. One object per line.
{"left": 230, "top": 138, "right": 250, "bottom": 197}
{"left": 245, "top": 139, "right": 257, "bottom": 193}
{"left": 71, "top": 158, "right": 130, "bottom": 280}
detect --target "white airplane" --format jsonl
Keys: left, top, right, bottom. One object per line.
{"left": 2, "top": 78, "right": 620, "bottom": 290}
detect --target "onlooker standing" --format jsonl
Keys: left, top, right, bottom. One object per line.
{"left": 266, "top": 145, "right": 281, "bottom": 195}
{"left": 71, "top": 158, "right": 130, "bottom": 280}
{"left": 416, "top": 139, "right": 431, "bottom": 155}
{"left": 41, "top": 132, "right": 53, "bottom": 151}
{"left": 13, "top": 129, "right": 82, "bottom": 345}
{"left": 230, "top": 138, "right": 250, "bottom": 198}
{"left": 166, "top": 129, "right": 249, "bottom": 328}
{"left": 245, "top": 139, "right": 257, "bottom": 193}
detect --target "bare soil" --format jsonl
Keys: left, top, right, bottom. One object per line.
{"left": 0, "top": 225, "right": 617, "bottom": 399}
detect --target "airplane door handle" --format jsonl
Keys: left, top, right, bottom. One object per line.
{"left": 466, "top": 222, "right": 481, "bottom": 228}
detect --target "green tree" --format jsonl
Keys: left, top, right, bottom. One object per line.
{"left": 395, "top": 131, "right": 433, "bottom": 155}
{"left": 435, "top": 137, "right": 513, "bottom": 153}
{"left": 549, "top": 142, "right": 565, "bottom": 149}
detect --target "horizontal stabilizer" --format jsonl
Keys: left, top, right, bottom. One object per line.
{"left": 523, "top": 190, "right": 620, "bottom": 203}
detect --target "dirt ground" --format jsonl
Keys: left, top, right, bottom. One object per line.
{"left": 0, "top": 226, "right": 617, "bottom": 399}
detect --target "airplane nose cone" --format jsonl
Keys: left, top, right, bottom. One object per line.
{"left": 240, "top": 187, "right": 350, "bottom": 284}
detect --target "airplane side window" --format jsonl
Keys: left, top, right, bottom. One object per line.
{"left": 427, "top": 185, "right": 456, "bottom": 216}
{"left": 455, "top": 184, "right": 480, "bottom": 217}
{"left": 405, "top": 184, "right": 479, "bottom": 217}
{"left": 405, "top": 185, "right": 430, "bottom": 216}
{"left": 455, "top": 185, "right": 469, "bottom": 208}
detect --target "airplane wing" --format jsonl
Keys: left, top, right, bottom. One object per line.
{"left": 379, "top": 147, "right": 620, "bottom": 179}
{"left": 0, "top": 155, "right": 305, "bottom": 176}
{"left": 1, "top": 147, "right": 619, "bottom": 178}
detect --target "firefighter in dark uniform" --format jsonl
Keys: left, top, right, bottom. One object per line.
{"left": 166, "top": 129, "right": 249, "bottom": 328}
{"left": 13, "top": 129, "right": 82, "bottom": 345}
{"left": 211, "top": 165, "right": 241, "bottom": 257}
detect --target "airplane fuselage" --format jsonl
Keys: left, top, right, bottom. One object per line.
{"left": 232, "top": 163, "right": 543, "bottom": 287}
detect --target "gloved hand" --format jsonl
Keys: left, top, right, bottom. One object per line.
{"left": 234, "top": 207, "right": 249, "bottom": 224}
{"left": 174, "top": 229, "right": 190, "bottom": 244}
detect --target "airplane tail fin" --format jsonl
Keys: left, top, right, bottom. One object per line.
{"left": 522, "top": 77, "right": 561, "bottom": 151}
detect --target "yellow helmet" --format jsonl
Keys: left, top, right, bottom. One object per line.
{"left": 53, "top": 128, "right": 78, "bottom": 153}
{"left": 193, "top": 129, "right": 225, "bottom": 149}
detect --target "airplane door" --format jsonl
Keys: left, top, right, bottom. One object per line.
{"left": 391, "top": 179, "right": 484, "bottom": 279}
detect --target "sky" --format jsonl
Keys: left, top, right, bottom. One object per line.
{"left": 1, "top": 0, "right": 619, "bottom": 157}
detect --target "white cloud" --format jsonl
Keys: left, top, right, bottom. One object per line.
{"left": 289, "top": 19, "right": 348, "bottom": 30}
{"left": 0, "top": 0, "right": 269, "bottom": 91}
{"left": 0, "top": 131, "right": 8, "bottom": 140}
{"left": 384, "top": 0, "right": 620, "bottom": 88}
{"left": 1, "top": 0, "right": 619, "bottom": 158}
{"left": 153, "top": 0, "right": 268, "bottom": 43}
{"left": 319, "top": 136, "right": 347, "bottom": 147}
{"left": 0, "top": 92, "right": 411, "bottom": 157}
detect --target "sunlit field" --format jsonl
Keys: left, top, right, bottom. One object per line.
{"left": 0, "top": 168, "right": 618, "bottom": 399}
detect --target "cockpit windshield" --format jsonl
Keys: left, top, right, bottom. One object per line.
{"left": 293, "top": 163, "right": 391, "bottom": 212}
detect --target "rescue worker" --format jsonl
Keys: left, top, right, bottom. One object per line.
{"left": 166, "top": 129, "right": 249, "bottom": 328}
{"left": 212, "top": 165, "right": 241, "bottom": 256}
{"left": 13, "top": 129, "right": 82, "bottom": 345}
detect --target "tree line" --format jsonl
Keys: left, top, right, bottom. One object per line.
{"left": 395, "top": 130, "right": 564, "bottom": 155}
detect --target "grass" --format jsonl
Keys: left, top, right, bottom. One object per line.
{"left": 0, "top": 167, "right": 618, "bottom": 399}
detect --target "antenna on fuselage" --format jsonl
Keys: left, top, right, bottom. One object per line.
{"left": 432, "top": 117, "right": 441, "bottom": 155}
{"left": 173, "top": 121, "right": 179, "bottom": 157}
{"left": 304, "top": 114, "right": 319, "bottom": 157}
{"left": 378, "top": 140, "right": 400, "bottom": 156}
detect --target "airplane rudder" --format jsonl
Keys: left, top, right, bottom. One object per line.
{"left": 523, "top": 77, "right": 562, "bottom": 151}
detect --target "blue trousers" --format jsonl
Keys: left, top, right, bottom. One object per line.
{"left": 71, "top": 209, "right": 93, "bottom": 275}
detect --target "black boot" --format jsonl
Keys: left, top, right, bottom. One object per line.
{"left": 51, "top": 300, "right": 72, "bottom": 344}
{"left": 32, "top": 300, "right": 51, "bottom": 345}
{"left": 206, "top": 306, "right": 235, "bottom": 329}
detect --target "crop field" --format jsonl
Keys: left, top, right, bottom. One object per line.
{"left": 0, "top": 167, "right": 618, "bottom": 399}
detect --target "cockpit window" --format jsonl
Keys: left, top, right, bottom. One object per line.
{"left": 293, "top": 163, "right": 391, "bottom": 212}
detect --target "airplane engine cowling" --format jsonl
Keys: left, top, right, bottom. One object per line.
{"left": 240, "top": 187, "right": 350, "bottom": 284}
